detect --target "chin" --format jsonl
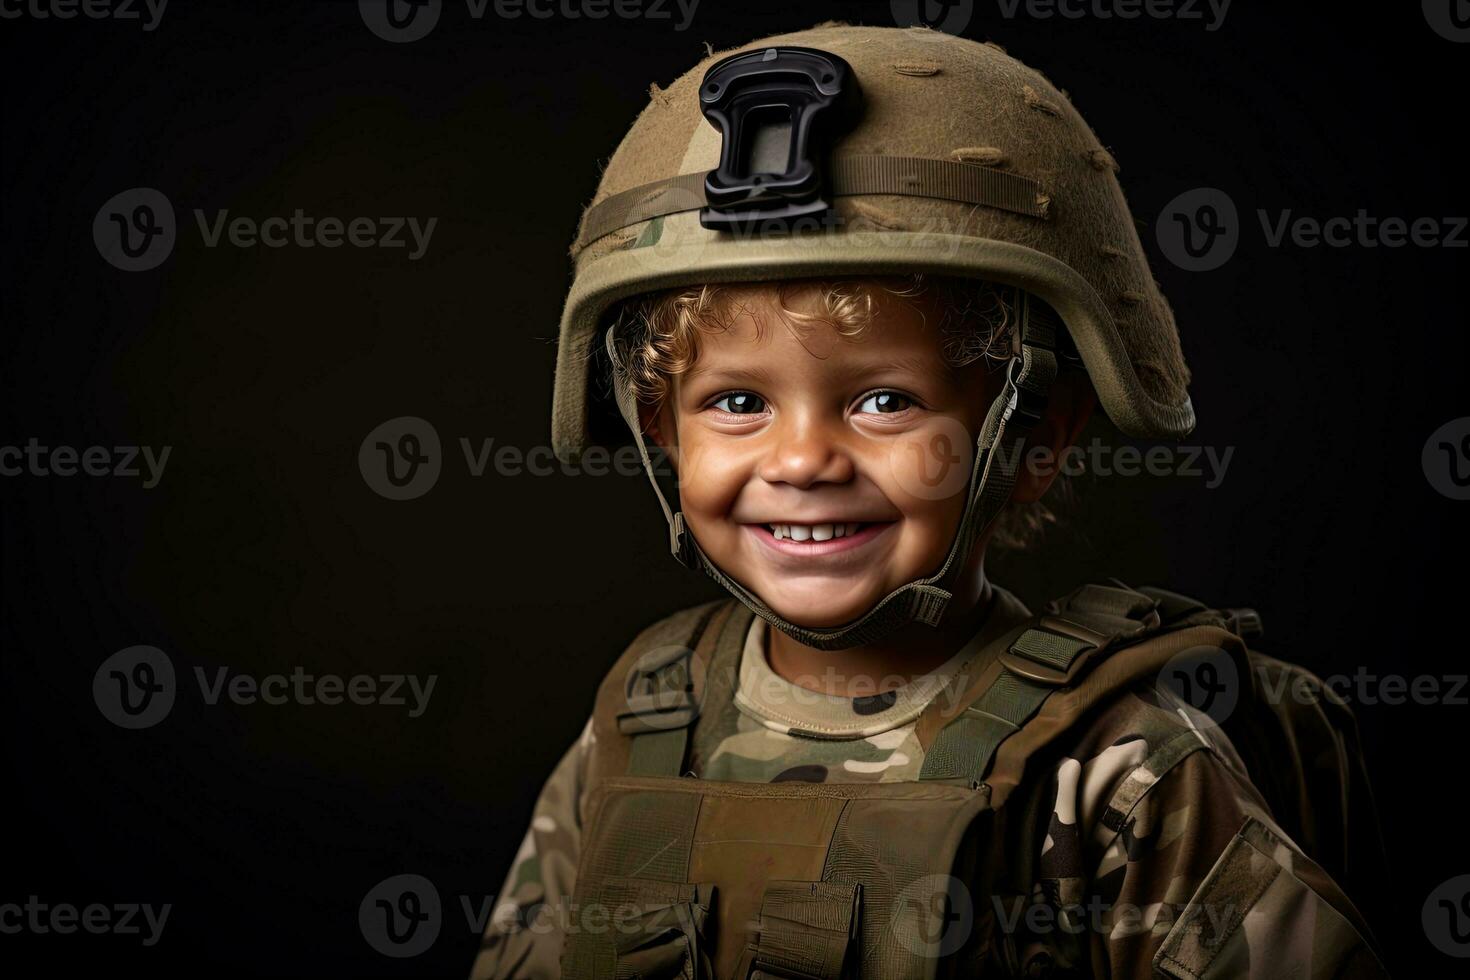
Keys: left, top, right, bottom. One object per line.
{"left": 754, "top": 582, "right": 883, "bottom": 631}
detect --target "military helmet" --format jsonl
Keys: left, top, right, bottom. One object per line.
{"left": 549, "top": 22, "right": 1196, "bottom": 649}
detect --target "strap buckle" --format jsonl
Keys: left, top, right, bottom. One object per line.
{"left": 999, "top": 348, "right": 1058, "bottom": 431}
{"left": 619, "top": 644, "right": 699, "bottom": 733}
{"left": 998, "top": 616, "right": 1107, "bottom": 687}
{"left": 1224, "top": 607, "right": 1265, "bottom": 642}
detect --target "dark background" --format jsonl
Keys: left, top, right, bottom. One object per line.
{"left": 2, "top": 1, "right": 1465, "bottom": 975}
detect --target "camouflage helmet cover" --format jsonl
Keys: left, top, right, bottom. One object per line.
{"left": 551, "top": 21, "right": 1195, "bottom": 460}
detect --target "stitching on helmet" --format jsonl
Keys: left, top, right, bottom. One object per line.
{"left": 846, "top": 200, "right": 907, "bottom": 231}
{"left": 1022, "top": 85, "right": 1062, "bottom": 117}
{"left": 952, "top": 146, "right": 1007, "bottom": 167}
{"left": 891, "top": 61, "right": 941, "bottom": 76}
{"left": 1086, "top": 148, "right": 1120, "bottom": 173}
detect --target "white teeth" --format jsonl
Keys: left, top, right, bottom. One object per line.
{"left": 768, "top": 522, "right": 866, "bottom": 542}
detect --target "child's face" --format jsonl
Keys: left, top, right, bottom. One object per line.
{"left": 645, "top": 283, "right": 1003, "bottom": 629}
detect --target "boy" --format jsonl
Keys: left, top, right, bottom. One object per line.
{"left": 473, "top": 24, "right": 1388, "bottom": 979}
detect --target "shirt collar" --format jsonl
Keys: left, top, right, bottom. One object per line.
{"left": 732, "top": 586, "right": 1032, "bottom": 739}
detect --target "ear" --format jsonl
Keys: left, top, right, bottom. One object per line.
{"left": 636, "top": 397, "right": 679, "bottom": 461}
{"left": 1011, "top": 371, "right": 1096, "bottom": 504}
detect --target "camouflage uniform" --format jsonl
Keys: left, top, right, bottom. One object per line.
{"left": 470, "top": 587, "right": 1387, "bottom": 978}
{"left": 491, "top": 22, "right": 1389, "bottom": 977}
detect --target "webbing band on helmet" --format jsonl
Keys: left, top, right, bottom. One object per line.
{"left": 604, "top": 288, "right": 1059, "bottom": 651}
{"left": 574, "top": 155, "right": 1049, "bottom": 253}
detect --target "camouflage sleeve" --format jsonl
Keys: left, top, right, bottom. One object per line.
{"left": 1086, "top": 741, "right": 1389, "bottom": 979}
{"left": 468, "top": 717, "right": 593, "bottom": 980}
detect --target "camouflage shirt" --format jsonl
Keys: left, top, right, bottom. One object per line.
{"left": 470, "top": 588, "right": 1387, "bottom": 978}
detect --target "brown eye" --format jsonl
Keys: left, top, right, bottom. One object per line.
{"left": 713, "top": 392, "right": 766, "bottom": 414}
{"left": 857, "top": 391, "right": 913, "bottom": 414}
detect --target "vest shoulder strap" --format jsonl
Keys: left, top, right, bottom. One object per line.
{"left": 917, "top": 581, "right": 1251, "bottom": 808}
{"left": 584, "top": 597, "right": 740, "bottom": 788}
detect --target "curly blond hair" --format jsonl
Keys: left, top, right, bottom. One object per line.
{"left": 607, "top": 274, "right": 1070, "bottom": 549}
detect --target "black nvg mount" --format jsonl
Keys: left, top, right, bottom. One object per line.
{"left": 698, "top": 47, "right": 861, "bottom": 233}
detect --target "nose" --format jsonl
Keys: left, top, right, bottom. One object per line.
{"left": 755, "top": 417, "right": 855, "bottom": 489}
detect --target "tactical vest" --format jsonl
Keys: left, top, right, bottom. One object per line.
{"left": 558, "top": 582, "right": 1380, "bottom": 979}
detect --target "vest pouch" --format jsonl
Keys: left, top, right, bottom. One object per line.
{"left": 732, "top": 878, "right": 862, "bottom": 980}
{"left": 603, "top": 875, "right": 716, "bottom": 979}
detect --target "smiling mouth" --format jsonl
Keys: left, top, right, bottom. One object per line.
{"left": 766, "top": 522, "right": 871, "bottom": 542}
{"left": 745, "top": 520, "right": 896, "bottom": 557}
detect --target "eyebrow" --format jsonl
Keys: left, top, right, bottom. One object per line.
{"left": 683, "top": 353, "right": 948, "bottom": 387}
{"left": 681, "top": 363, "right": 778, "bottom": 387}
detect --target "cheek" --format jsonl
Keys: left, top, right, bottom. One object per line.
{"left": 672, "top": 425, "right": 752, "bottom": 519}
{"left": 870, "top": 417, "right": 977, "bottom": 531}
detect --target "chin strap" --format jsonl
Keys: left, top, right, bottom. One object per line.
{"left": 605, "top": 288, "right": 1059, "bottom": 651}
